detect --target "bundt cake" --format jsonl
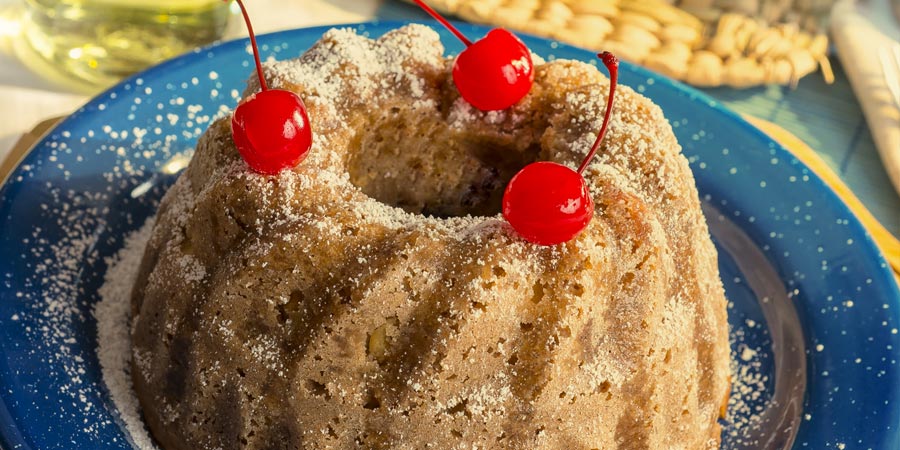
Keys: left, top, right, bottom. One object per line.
{"left": 130, "top": 24, "right": 730, "bottom": 449}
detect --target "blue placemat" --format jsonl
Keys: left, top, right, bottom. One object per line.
{"left": 376, "top": 0, "right": 900, "bottom": 236}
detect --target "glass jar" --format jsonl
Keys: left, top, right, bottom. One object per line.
{"left": 17, "top": 0, "right": 233, "bottom": 91}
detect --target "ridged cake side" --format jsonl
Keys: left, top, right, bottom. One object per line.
{"left": 131, "top": 25, "right": 730, "bottom": 450}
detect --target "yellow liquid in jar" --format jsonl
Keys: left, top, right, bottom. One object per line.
{"left": 19, "top": 0, "right": 233, "bottom": 90}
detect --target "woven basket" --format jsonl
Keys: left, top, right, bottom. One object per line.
{"left": 408, "top": 0, "right": 835, "bottom": 88}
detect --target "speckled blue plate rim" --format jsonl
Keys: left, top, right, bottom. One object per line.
{"left": 0, "top": 20, "right": 897, "bottom": 449}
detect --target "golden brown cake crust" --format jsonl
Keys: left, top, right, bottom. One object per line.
{"left": 131, "top": 24, "right": 730, "bottom": 450}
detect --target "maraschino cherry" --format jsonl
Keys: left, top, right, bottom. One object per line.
{"left": 229, "top": 0, "right": 312, "bottom": 175}
{"left": 502, "top": 52, "right": 619, "bottom": 246}
{"left": 412, "top": 0, "right": 534, "bottom": 111}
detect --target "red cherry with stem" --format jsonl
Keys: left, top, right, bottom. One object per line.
{"left": 412, "top": 0, "right": 534, "bottom": 111}
{"left": 502, "top": 52, "right": 619, "bottom": 246}
{"left": 501, "top": 161, "right": 595, "bottom": 245}
{"left": 229, "top": 0, "right": 312, "bottom": 175}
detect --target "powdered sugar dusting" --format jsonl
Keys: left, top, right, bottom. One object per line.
{"left": 96, "top": 219, "right": 158, "bottom": 450}
{"left": 126, "top": 24, "right": 733, "bottom": 449}
{"left": 724, "top": 323, "right": 772, "bottom": 446}
{"left": 2, "top": 21, "right": 872, "bottom": 450}
{"left": 264, "top": 25, "right": 443, "bottom": 126}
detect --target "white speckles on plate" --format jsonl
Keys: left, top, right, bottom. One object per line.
{"left": 0, "top": 21, "right": 897, "bottom": 450}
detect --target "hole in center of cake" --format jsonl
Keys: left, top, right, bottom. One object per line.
{"left": 347, "top": 106, "right": 540, "bottom": 218}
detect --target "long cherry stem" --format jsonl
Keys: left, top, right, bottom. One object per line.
{"left": 232, "top": 0, "right": 269, "bottom": 92}
{"left": 412, "top": 0, "right": 473, "bottom": 47}
{"left": 577, "top": 52, "right": 618, "bottom": 175}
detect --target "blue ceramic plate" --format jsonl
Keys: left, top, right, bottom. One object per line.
{"left": 0, "top": 21, "right": 898, "bottom": 450}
